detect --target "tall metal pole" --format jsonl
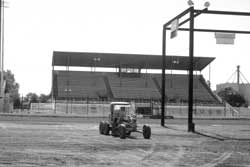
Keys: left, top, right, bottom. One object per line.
{"left": 161, "top": 27, "right": 166, "bottom": 126}
{"left": 161, "top": 7, "right": 191, "bottom": 127}
{"left": 1, "top": 1, "right": 4, "bottom": 97}
{"left": 188, "top": 6, "right": 195, "bottom": 132}
{"left": 0, "top": 0, "right": 2, "bottom": 97}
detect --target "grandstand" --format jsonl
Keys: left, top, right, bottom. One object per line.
{"left": 52, "top": 51, "right": 225, "bottom": 117}
{"left": 53, "top": 71, "right": 218, "bottom": 103}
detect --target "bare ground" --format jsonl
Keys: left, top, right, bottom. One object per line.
{"left": 0, "top": 116, "right": 249, "bottom": 167}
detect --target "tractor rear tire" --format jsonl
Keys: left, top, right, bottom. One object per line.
{"left": 103, "top": 122, "right": 110, "bottom": 135}
{"left": 99, "top": 121, "right": 104, "bottom": 135}
{"left": 119, "top": 125, "right": 126, "bottom": 139}
{"left": 143, "top": 125, "right": 151, "bottom": 139}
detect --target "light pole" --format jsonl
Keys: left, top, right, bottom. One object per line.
{"left": 93, "top": 57, "right": 101, "bottom": 72}
{"left": 0, "top": 0, "right": 3, "bottom": 97}
{"left": 0, "top": 0, "right": 8, "bottom": 97}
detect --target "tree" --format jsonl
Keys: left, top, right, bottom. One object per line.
{"left": 3, "top": 70, "right": 20, "bottom": 108}
{"left": 218, "top": 87, "right": 248, "bottom": 107}
{"left": 24, "top": 93, "right": 51, "bottom": 103}
{"left": 39, "top": 94, "right": 50, "bottom": 103}
{"left": 25, "top": 93, "right": 39, "bottom": 103}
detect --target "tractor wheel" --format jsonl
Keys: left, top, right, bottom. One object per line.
{"left": 119, "top": 125, "right": 126, "bottom": 139}
{"left": 143, "top": 125, "right": 151, "bottom": 139}
{"left": 99, "top": 121, "right": 104, "bottom": 135}
{"left": 103, "top": 122, "right": 110, "bottom": 135}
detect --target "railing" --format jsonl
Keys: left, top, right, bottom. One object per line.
{"left": 213, "top": 92, "right": 239, "bottom": 117}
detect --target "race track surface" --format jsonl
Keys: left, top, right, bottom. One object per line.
{"left": 0, "top": 116, "right": 249, "bottom": 167}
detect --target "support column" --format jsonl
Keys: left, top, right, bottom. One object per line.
{"left": 188, "top": 7, "right": 195, "bottom": 132}
{"left": 161, "top": 27, "right": 166, "bottom": 126}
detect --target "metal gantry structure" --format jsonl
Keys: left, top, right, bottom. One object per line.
{"left": 161, "top": 6, "right": 250, "bottom": 132}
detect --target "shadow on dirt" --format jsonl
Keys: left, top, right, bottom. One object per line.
{"left": 194, "top": 131, "right": 225, "bottom": 141}
{"left": 127, "top": 135, "right": 137, "bottom": 139}
{"left": 162, "top": 125, "right": 250, "bottom": 141}
{"left": 162, "top": 125, "right": 186, "bottom": 132}
{"left": 110, "top": 134, "right": 138, "bottom": 139}
{"left": 195, "top": 131, "right": 250, "bottom": 141}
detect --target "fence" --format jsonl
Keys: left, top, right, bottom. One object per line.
{"left": 28, "top": 101, "right": 248, "bottom": 118}
{"left": 0, "top": 94, "right": 13, "bottom": 113}
{"left": 30, "top": 102, "right": 110, "bottom": 117}
{"left": 154, "top": 105, "right": 232, "bottom": 118}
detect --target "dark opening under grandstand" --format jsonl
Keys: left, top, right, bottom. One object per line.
{"left": 52, "top": 51, "right": 220, "bottom": 105}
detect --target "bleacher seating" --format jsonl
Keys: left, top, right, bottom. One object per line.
{"left": 55, "top": 71, "right": 107, "bottom": 99}
{"left": 154, "top": 74, "right": 219, "bottom": 103}
{"left": 107, "top": 73, "right": 160, "bottom": 100}
{"left": 54, "top": 71, "right": 220, "bottom": 104}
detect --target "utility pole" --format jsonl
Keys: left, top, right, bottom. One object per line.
{"left": 0, "top": 0, "right": 2, "bottom": 97}
{"left": 0, "top": 0, "right": 7, "bottom": 98}
{"left": 237, "top": 65, "right": 240, "bottom": 85}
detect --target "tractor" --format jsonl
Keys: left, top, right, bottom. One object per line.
{"left": 99, "top": 102, "right": 151, "bottom": 139}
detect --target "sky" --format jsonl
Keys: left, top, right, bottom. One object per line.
{"left": 3, "top": 0, "right": 250, "bottom": 96}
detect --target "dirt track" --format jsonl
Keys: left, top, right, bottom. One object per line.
{"left": 0, "top": 116, "right": 249, "bottom": 167}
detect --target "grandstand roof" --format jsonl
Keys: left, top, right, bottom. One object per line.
{"left": 52, "top": 51, "right": 215, "bottom": 71}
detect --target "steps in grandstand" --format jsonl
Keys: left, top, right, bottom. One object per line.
{"left": 103, "top": 76, "right": 114, "bottom": 98}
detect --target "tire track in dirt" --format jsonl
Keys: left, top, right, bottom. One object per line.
{"left": 0, "top": 123, "right": 7, "bottom": 130}
{"left": 140, "top": 142, "right": 156, "bottom": 161}
{"left": 139, "top": 142, "right": 185, "bottom": 167}
{"left": 164, "top": 146, "right": 185, "bottom": 166}
{"left": 201, "top": 152, "right": 233, "bottom": 167}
